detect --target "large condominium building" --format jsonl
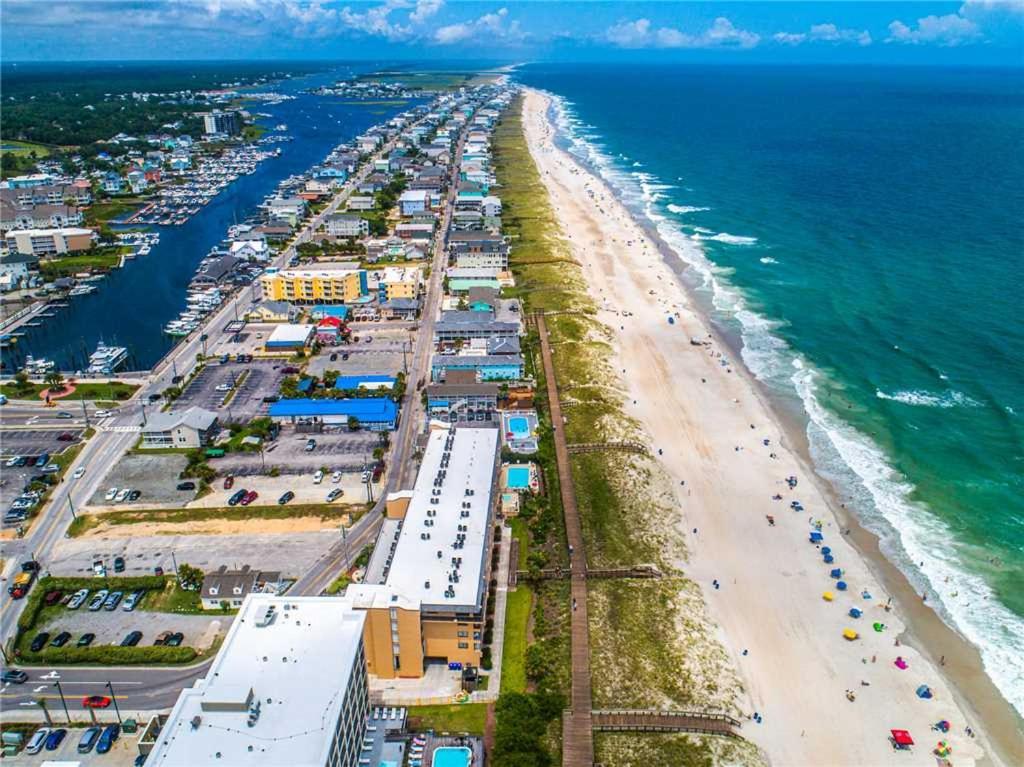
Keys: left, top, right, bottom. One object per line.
{"left": 346, "top": 426, "right": 499, "bottom": 678}
{"left": 202, "top": 110, "right": 241, "bottom": 136}
{"left": 260, "top": 264, "right": 368, "bottom": 305}
{"left": 4, "top": 227, "right": 94, "bottom": 256}
{"left": 146, "top": 595, "right": 369, "bottom": 767}
{"left": 376, "top": 266, "right": 421, "bottom": 302}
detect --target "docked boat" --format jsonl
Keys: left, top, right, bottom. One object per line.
{"left": 23, "top": 355, "right": 55, "bottom": 375}
{"left": 68, "top": 284, "right": 97, "bottom": 296}
{"left": 86, "top": 341, "right": 128, "bottom": 375}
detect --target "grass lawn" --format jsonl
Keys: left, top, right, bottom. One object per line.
{"left": 508, "top": 518, "right": 530, "bottom": 570}
{"left": 67, "top": 502, "right": 365, "bottom": 537}
{"left": 325, "top": 573, "right": 351, "bottom": 595}
{"left": 501, "top": 586, "right": 532, "bottom": 694}
{"left": 139, "top": 581, "right": 225, "bottom": 615}
{"left": 0, "top": 381, "right": 138, "bottom": 401}
{"left": 406, "top": 703, "right": 487, "bottom": 735}
{"left": 38, "top": 246, "right": 132, "bottom": 279}
{"left": 1, "top": 139, "right": 53, "bottom": 158}
{"left": 85, "top": 200, "right": 141, "bottom": 226}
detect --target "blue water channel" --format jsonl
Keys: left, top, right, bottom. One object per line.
{"left": 5, "top": 66, "right": 423, "bottom": 372}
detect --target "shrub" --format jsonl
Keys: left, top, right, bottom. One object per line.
{"left": 22, "top": 645, "right": 197, "bottom": 666}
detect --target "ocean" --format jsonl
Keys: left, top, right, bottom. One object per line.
{"left": 2, "top": 65, "right": 423, "bottom": 371}
{"left": 515, "top": 62, "right": 1024, "bottom": 715}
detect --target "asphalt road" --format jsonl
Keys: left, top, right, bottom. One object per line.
{"left": 0, "top": 105, "right": 471, "bottom": 716}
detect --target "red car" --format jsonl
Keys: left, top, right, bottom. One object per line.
{"left": 240, "top": 490, "right": 258, "bottom": 506}
{"left": 223, "top": 475, "right": 234, "bottom": 490}
{"left": 82, "top": 695, "right": 112, "bottom": 709}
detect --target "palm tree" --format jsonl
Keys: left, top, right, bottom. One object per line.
{"left": 35, "top": 697, "right": 52, "bottom": 727}
{"left": 43, "top": 370, "right": 65, "bottom": 392}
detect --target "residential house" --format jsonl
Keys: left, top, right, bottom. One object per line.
{"left": 431, "top": 354, "right": 524, "bottom": 382}
{"left": 426, "top": 381, "right": 500, "bottom": 423}
{"left": 398, "top": 189, "right": 428, "bottom": 216}
{"left": 325, "top": 214, "right": 369, "bottom": 238}
{"left": 434, "top": 310, "right": 519, "bottom": 343}
{"left": 140, "top": 406, "right": 219, "bottom": 449}
{"left": 199, "top": 565, "right": 282, "bottom": 610}
{"left": 346, "top": 196, "right": 376, "bottom": 212}
{"left": 247, "top": 300, "right": 297, "bottom": 323}
{"left": 190, "top": 255, "right": 243, "bottom": 287}
{"left": 102, "top": 172, "right": 124, "bottom": 194}
{"left": 264, "top": 197, "right": 307, "bottom": 227}
{"left": 0, "top": 253, "right": 39, "bottom": 292}
{"left": 380, "top": 297, "right": 419, "bottom": 320}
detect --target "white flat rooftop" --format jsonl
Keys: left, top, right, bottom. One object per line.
{"left": 146, "top": 595, "right": 366, "bottom": 767}
{"left": 266, "top": 323, "right": 314, "bottom": 344}
{"left": 384, "top": 427, "right": 498, "bottom": 611}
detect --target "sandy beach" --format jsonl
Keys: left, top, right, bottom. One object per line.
{"left": 520, "top": 87, "right": 1013, "bottom": 766}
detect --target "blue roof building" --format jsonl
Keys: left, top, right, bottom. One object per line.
{"left": 334, "top": 375, "right": 396, "bottom": 391}
{"left": 310, "top": 305, "right": 350, "bottom": 321}
{"left": 268, "top": 398, "right": 397, "bottom": 431}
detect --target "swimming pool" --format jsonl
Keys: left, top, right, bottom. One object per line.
{"left": 432, "top": 746, "right": 472, "bottom": 767}
{"left": 506, "top": 415, "right": 530, "bottom": 438}
{"left": 507, "top": 466, "right": 531, "bottom": 489}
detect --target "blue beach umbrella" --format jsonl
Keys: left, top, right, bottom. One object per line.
{"left": 823, "top": 554, "right": 835, "bottom": 564}
{"left": 821, "top": 547, "right": 832, "bottom": 555}
{"left": 830, "top": 568, "right": 843, "bottom": 579}
{"left": 849, "top": 608, "right": 862, "bottom": 619}
{"left": 836, "top": 581, "right": 848, "bottom": 591}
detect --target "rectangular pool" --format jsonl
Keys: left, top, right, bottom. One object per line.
{"left": 432, "top": 746, "right": 472, "bottom": 767}
{"left": 506, "top": 466, "right": 531, "bottom": 489}
{"left": 506, "top": 415, "right": 530, "bottom": 438}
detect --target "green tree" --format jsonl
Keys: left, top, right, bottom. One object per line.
{"left": 13, "top": 369, "right": 31, "bottom": 392}
{"left": 219, "top": 599, "right": 231, "bottom": 613}
{"left": 176, "top": 563, "right": 203, "bottom": 591}
{"left": 44, "top": 370, "right": 65, "bottom": 392}
{"left": 346, "top": 415, "right": 360, "bottom": 432}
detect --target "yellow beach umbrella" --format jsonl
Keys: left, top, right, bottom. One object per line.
{"left": 843, "top": 628, "right": 859, "bottom": 641}
{"left": 823, "top": 591, "right": 834, "bottom": 602}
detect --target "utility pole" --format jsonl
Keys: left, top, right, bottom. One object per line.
{"left": 171, "top": 551, "right": 179, "bottom": 576}
{"left": 105, "top": 681, "right": 122, "bottom": 724}
{"left": 54, "top": 681, "right": 71, "bottom": 723}
{"left": 67, "top": 494, "right": 77, "bottom": 520}
{"left": 140, "top": 400, "right": 147, "bottom": 427}
{"left": 79, "top": 391, "right": 90, "bottom": 428}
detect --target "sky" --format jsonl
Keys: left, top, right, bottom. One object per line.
{"left": 3, "top": 1, "right": 1022, "bottom": 65}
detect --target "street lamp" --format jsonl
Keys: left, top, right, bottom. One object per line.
{"left": 54, "top": 680, "right": 71, "bottom": 723}
{"left": 105, "top": 681, "right": 122, "bottom": 724}
{"left": 67, "top": 494, "right": 77, "bottom": 520}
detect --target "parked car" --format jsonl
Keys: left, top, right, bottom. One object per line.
{"left": 96, "top": 724, "right": 120, "bottom": 755}
{"left": 153, "top": 631, "right": 173, "bottom": 646}
{"left": 104, "top": 591, "right": 124, "bottom": 610}
{"left": 305, "top": 439, "right": 316, "bottom": 452}
{"left": 176, "top": 481, "right": 196, "bottom": 491}
{"left": 77, "top": 633, "right": 96, "bottom": 647}
{"left": 67, "top": 588, "right": 89, "bottom": 609}
{"left": 78, "top": 726, "right": 102, "bottom": 754}
{"left": 262, "top": 395, "right": 280, "bottom": 403}
{"left": 72, "top": 466, "right": 86, "bottom": 479}
{"left": 41, "top": 463, "right": 60, "bottom": 473}
{"left": 154, "top": 566, "right": 165, "bottom": 576}
{"left": 223, "top": 475, "right": 234, "bottom": 490}
{"left": 227, "top": 489, "right": 247, "bottom": 506}
{"left": 278, "top": 491, "right": 294, "bottom": 505}
{"left": 87, "top": 590, "right": 109, "bottom": 611}
{"left": 43, "top": 590, "right": 63, "bottom": 606}
{"left": 281, "top": 366, "right": 299, "bottom": 374}
{"left": 215, "top": 383, "right": 232, "bottom": 393}
{"left": 115, "top": 488, "right": 131, "bottom": 503}
{"left": 120, "top": 631, "right": 143, "bottom": 647}
{"left": 341, "top": 352, "right": 350, "bottom": 361}
{"left": 114, "top": 556, "right": 126, "bottom": 573}
{"left": 330, "top": 353, "right": 338, "bottom": 361}
{"left": 57, "top": 432, "right": 75, "bottom": 442}
{"left": 30, "top": 632, "right": 51, "bottom": 652}
{"left": 147, "top": 393, "right": 162, "bottom": 403}
{"left": 326, "top": 489, "right": 344, "bottom": 502}
{"left": 128, "top": 490, "right": 141, "bottom": 502}
{"left": 104, "top": 487, "right": 118, "bottom": 502}
{"left": 313, "top": 470, "right": 324, "bottom": 484}
{"left": 240, "top": 490, "right": 258, "bottom": 506}
{"left": 165, "top": 632, "right": 184, "bottom": 647}
{"left": 1, "top": 669, "right": 28, "bottom": 684}
{"left": 122, "top": 590, "right": 144, "bottom": 611}
{"left": 82, "top": 695, "right": 112, "bottom": 709}
{"left": 4, "top": 456, "right": 19, "bottom": 467}
{"left": 45, "top": 728, "right": 67, "bottom": 751}
{"left": 25, "top": 728, "right": 50, "bottom": 755}
{"left": 50, "top": 631, "right": 72, "bottom": 647}
{"left": 331, "top": 470, "right": 342, "bottom": 483}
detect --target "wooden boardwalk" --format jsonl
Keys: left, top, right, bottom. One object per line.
{"left": 567, "top": 441, "right": 648, "bottom": 456}
{"left": 537, "top": 313, "right": 595, "bottom": 767}
{"left": 592, "top": 709, "right": 742, "bottom": 739}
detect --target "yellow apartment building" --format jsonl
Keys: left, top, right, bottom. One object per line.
{"left": 377, "top": 266, "right": 422, "bottom": 302}
{"left": 259, "top": 264, "right": 368, "bottom": 305}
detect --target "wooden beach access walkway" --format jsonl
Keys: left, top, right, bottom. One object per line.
{"left": 536, "top": 312, "right": 595, "bottom": 767}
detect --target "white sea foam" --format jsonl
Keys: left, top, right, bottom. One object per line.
{"left": 694, "top": 232, "right": 759, "bottom": 246}
{"left": 760, "top": 257, "right": 779, "bottom": 265}
{"left": 667, "top": 204, "right": 711, "bottom": 214}
{"left": 545, "top": 90, "right": 1024, "bottom": 716}
{"left": 876, "top": 389, "right": 982, "bottom": 409}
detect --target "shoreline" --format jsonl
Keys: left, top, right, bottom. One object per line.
{"left": 520, "top": 86, "right": 1022, "bottom": 766}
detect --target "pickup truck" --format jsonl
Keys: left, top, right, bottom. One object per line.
{"left": 8, "top": 570, "right": 35, "bottom": 599}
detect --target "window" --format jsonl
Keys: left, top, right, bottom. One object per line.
{"left": 458, "top": 642, "right": 468, "bottom": 650}
{"left": 457, "top": 630, "right": 468, "bottom": 638}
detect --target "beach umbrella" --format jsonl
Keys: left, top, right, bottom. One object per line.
{"left": 842, "top": 628, "right": 859, "bottom": 641}
{"left": 873, "top": 622, "right": 886, "bottom": 632}
{"left": 836, "top": 580, "right": 848, "bottom": 591}
{"left": 895, "top": 657, "right": 909, "bottom": 670}
{"left": 821, "top": 547, "right": 832, "bottom": 555}
{"left": 809, "top": 531, "right": 824, "bottom": 543}
{"left": 891, "top": 729, "right": 914, "bottom": 747}
{"left": 823, "top": 554, "right": 835, "bottom": 564}
{"left": 849, "top": 608, "right": 863, "bottom": 619}
{"left": 830, "top": 568, "right": 843, "bottom": 579}
{"left": 916, "top": 685, "right": 933, "bottom": 699}
{"left": 822, "top": 591, "right": 834, "bottom": 602}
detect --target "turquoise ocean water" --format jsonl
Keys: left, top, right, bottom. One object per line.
{"left": 516, "top": 63, "right": 1024, "bottom": 714}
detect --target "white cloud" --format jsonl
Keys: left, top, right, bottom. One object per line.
{"left": 409, "top": 0, "right": 443, "bottom": 25}
{"left": 773, "top": 22, "right": 871, "bottom": 47}
{"left": 433, "top": 6, "right": 521, "bottom": 45}
{"left": 605, "top": 16, "right": 759, "bottom": 49}
{"left": 886, "top": 13, "right": 980, "bottom": 45}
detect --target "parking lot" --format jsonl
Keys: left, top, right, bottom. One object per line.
{"left": 1, "top": 430, "right": 84, "bottom": 524}
{"left": 35, "top": 598, "right": 228, "bottom": 651}
{"left": 190, "top": 468, "right": 373, "bottom": 508}
{"left": 305, "top": 327, "right": 410, "bottom": 380}
{"left": 3, "top": 725, "right": 138, "bottom": 766}
{"left": 174, "top": 358, "right": 286, "bottom": 423}
{"left": 87, "top": 454, "right": 194, "bottom": 508}
{"left": 211, "top": 429, "right": 381, "bottom": 475}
